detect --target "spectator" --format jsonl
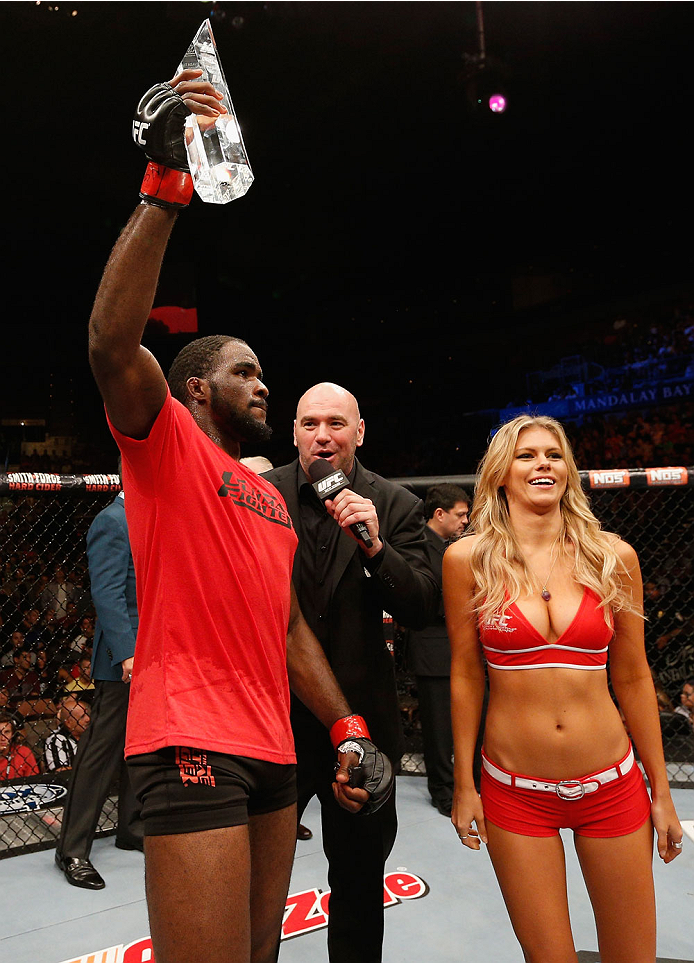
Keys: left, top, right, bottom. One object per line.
{"left": 35, "top": 650, "right": 61, "bottom": 704}
{"left": 0, "top": 711, "right": 40, "bottom": 780}
{"left": 0, "top": 648, "right": 41, "bottom": 707}
{"left": 44, "top": 697, "right": 90, "bottom": 771}
{"left": 0, "top": 629, "right": 26, "bottom": 668}
{"left": 674, "top": 679, "right": 694, "bottom": 729}
{"left": 68, "top": 616, "right": 95, "bottom": 659}
{"left": 57, "top": 601, "right": 80, "bottom": 633}
{"left": 39, "top": 609, "right": 68, "bottom": 663}
{"left": 25, "top": 573, "right": 50, "bottom": 610}
{"left": 653, "top": 604, "right": 694, "bottom": 702}
{"left": 19, "top": 608, "right": 47, "bottom": 650}
{"left": 63, "top": 655, "right": 95, "bottom": 697}
{"left": 40, "top": 566, "right": 78, "bottom": 619}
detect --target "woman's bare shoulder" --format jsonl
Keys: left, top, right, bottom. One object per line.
{"left": 445, "top": 532, "right": 479, "bottom": 561}
{"left": 444, "top": 535, "right": 480, "bottom": 584}
{"left": 607, "top": 533, "right": 639, "bottom": 569}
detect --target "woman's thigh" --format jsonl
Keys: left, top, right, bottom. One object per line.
{"left": 574, "top": 819, "right": 655, "bottom": 963}
{"left": 486, "top": 821, "right": 578, "bottom": 963}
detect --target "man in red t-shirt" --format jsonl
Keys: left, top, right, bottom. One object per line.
{"left": 85, "top": 71, "right": 392, "bottom": 963}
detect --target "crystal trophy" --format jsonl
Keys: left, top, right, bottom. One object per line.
{"left": 177, "top": 19, "right": 253, "bottom": 204}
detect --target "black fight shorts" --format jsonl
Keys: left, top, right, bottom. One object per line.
{"left": 127, "top": 747, "right": 297, "bottom": 836}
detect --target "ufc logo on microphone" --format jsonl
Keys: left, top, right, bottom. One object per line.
{"left": 132, "top": 120, "right": 150, "bottom": 145}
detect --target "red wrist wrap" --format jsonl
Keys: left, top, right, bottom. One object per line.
{"left": 330, "top": 715, "right": 370, "bottom": 750}
{"left": 140, "top": 162, "right": 194, "bottom": 208}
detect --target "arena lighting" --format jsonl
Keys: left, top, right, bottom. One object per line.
{"left": 489, "top": 93, "right": 507, "bottom": 114}
{"left": 462, "top": 1, "right": 510, "bottom": 116}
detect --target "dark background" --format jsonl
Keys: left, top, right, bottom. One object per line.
{"left": 4, "top": 1, "right": 694, "bottom": 474}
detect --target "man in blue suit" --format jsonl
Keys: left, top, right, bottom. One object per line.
{"left": 55, "top": 490, "right": 143, "bottom": 889}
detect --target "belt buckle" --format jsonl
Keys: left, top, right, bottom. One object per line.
{"left": 556, "top": 779, "right": 585, "bottom": 801}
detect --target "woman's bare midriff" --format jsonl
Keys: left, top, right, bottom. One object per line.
{"left": 483, "top": 666, "right": 630, "bottom": 778}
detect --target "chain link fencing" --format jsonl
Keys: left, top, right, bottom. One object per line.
{"left": 0, "top": 474, "right": 120, "bottom": 858}
{"left": 0, "top": 468, "right": 692, "bottom": 858}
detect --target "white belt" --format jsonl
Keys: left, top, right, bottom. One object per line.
{"left": 482, "top": 746, "right": 635, "bottom": 801}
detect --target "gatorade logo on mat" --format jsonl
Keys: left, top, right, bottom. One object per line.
{"left": 588, "top": 470, "right": 630, "bottom": 489}
{"left": 56, "top": 871, "right": 429, "bottom": 961}
{"left": 646, "top": 467, "right": 687, "bottom": 486}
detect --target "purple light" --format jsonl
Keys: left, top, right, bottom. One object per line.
{"left": 489, "top": 94, "right": 507, "bottom": 114}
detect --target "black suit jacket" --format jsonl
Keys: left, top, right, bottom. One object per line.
{"left": 264, "top": 458, "right": 437, "bottom": 761}
{"left": 404, "top": 525, "right": 451, "bottom": 677}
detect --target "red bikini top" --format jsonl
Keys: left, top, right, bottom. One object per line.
{"left": 479, "top": 587, "right": 613, "bottom": 671}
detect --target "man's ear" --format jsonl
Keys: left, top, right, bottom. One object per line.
{"left": 186, "top": 377, "right": 208, "bottom": 405}
{"left": 356, "top": 418, "right": 365, "bottom": 448}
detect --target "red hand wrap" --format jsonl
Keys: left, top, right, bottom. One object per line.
{"left": 140, "top": 162, "right": 194, "bottom": 208}
{"left": 330, "top": 715, "right": 371, "bottom": 750}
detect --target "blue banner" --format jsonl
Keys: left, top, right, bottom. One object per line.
{"left": 499, "top": 377, "right": 692, "bottom": 423}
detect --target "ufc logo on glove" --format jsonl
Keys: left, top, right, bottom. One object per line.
{"left": 132, "top": 120, "right": 149, "bottom": 145}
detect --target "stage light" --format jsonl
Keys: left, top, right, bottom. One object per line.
{"left": 461, "top": 2, "right": 511, "bottom": 117}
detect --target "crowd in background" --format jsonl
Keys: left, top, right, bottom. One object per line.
{"left": 525, "top": 304, "right": 694, "bottom": 406}
{"left": 0, "top": 516, "right": 96, "bottom": 779}
{"left": 15, "top": 447, "right": 95, "bottom": 476}
{"left": 495, "top": 303, "right": 694, "bottom": 474}
{"left": 1, "top": 303, "right": 693, "bottom": 786}
{"left": 568, "top": 402, "right": 694, "bottom": 470}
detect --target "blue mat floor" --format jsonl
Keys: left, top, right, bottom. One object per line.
{"left": 1, "top": 778, "right": 692, "bottom": 963}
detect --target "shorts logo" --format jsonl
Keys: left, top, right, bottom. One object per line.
{"left": 176, "top": 748, "right": 216, "bottom": 787}
{"left": 217, "top": 471, "right": 292, "bottom": 528}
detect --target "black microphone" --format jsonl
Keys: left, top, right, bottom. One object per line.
{"left": 308, "top": 459, "right": 373, "bottom": 549}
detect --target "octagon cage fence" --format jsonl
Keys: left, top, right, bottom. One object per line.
{"left": 0, "top": 467, "right": 692, "bottom": 859}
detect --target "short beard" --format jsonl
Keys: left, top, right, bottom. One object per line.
{"left": 210, "top": 383, "right": 273, "bottom": 444}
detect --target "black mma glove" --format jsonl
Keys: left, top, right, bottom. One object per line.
{"left": 330, "top": 714, "right": 394, "bottom": 816}
{"left": 132, "top": 83, "right": 193, "bottom": 209}
{"left": 336, "top": 737, "right": 394, "bottom": 816}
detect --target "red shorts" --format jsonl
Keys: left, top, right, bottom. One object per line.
{"left": 480, "top": 745, "right": 651, "bottom": 838}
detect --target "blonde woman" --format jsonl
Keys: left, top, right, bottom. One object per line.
{"left": 443, "top": 415, "right": 682, "bottom": 963}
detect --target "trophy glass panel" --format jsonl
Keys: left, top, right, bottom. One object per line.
{"left": 177, "top": 19, "right": 253, "bottom": 204}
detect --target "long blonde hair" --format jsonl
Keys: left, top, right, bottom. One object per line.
{"left": 469, "top": 415, "right": 633, "bottom": 625}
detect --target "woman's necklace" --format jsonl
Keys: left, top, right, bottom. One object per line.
{"left": 525, "top": 535, "right": 561, "bottom": 602}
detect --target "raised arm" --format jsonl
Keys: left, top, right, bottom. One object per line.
{"left": 88, "top": 70, "right": 226, "bottom": 439}
{"left": 88, "top": 206, "right": 175, "bottom": 439}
